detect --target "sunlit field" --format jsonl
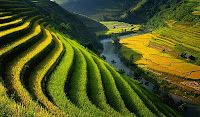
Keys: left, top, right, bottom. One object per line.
{"left": 96, "top": 21, "right": 140, "bottom": 35}
{"left": 120, "top": 34, "right": 200, "bottom": 79}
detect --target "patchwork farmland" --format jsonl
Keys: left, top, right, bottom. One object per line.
{"left": 0, "top": 0, "right": 180, "bottom": 116}
{"left": 120, "top": 33, "right": 200, "bottom": 79}
{"left": 120, "top": 14, "right": 200, "bottom": 103}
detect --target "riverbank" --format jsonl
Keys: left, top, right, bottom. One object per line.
{"left": 100, "top": 35, "right": 200, "bottom": 117}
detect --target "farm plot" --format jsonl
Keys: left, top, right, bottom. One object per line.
{"left": 120, "top": 34, "right": 200, "bottom": 79}
{"left": 96, "top": 21, "right": 140, "bottom": 35}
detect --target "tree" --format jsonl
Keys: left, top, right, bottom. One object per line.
{"left": 117, "top": 68, "right": 125, "bottom": 74}
{"left": 129, "top": 54, "right": 134, "bottom": 65}
{"left": 111, "top": 59, "right": 116, "bottom": 65}
{"left": 111, "top": 34, "right": 121, "bottom": 48}
{"left": 101, "top": 55, "right": 106, "bottom": 60}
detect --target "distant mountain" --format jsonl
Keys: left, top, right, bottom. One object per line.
{"left": 60, "top": 0, "right": 140, "bottom": 21}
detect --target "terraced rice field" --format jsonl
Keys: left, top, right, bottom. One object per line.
{"left": 0, "top": 0, "right": 180, "bottom": 116}
{"left": 120, "top": 34, "right": 200, "bottom": 79}
{"left": 96, "top": 21, "right": 140, "bottom": 35}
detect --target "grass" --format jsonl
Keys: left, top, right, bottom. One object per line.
{"left": 67, "top": 42, "right": 108, "bottom": 116}
{"left": 122, "top": 75, "right": 181, "bottom": 117}
{"left": 0, "top": 18, "right": 42, "bottom": 57}
{"left": 0, "top": 15, "right": 12, "bottom": 20}
{"left": 28, "top": 28, "right": 67, "bottom": 116}
{"left": 70, "top": 39, "right": 122, "bottom": 116}
{"left": 46, "top": 32, "right": 91, "bottom": 117}
{"left": 5, "top": 24, "right": 53, "bottom": 114}
{"left": 0, "top": 81, "right": 51, "bottom": 117}
{"left": 121, "top": 75, "right": 166, "bottom": 117}
{"left": 92, "top": 56, "right": 133, "bottom": 116}
{"left": 104, "top": 62, "right": 156, "bottom": 117}
{"left": 192, "top": 11, "right": 200, "bottom": 15}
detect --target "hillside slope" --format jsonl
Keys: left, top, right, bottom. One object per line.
{"left": 23, "top": 0, "right": 106, "bottom": 50}
{"left": 0, "top": 0, "right": 180, "bottom": 116}
{"left": 60, "top": 0, "right": 140, "bottom": 21}
{"left": 122, "top": 0, "right": 182, "bottom": 24}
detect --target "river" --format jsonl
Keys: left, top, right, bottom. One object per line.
{"left": 100, "top": 36, "right": 200, "bottom": 117}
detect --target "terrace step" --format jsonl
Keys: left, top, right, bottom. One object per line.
{"left": 67, "top": 41, "right": 109, "bottom": 116}
{"left": 4, "top": 23, "right": 55, "bottom": 116}
{"left": 0, "top": 15, "right": 41, "bottom": 47}
{"left": 27, "top": 28, "right": 67, "bottom": 116}
{"left": 92, "top": 56, "right": 133, "bottom": 116}
{"left": 46, "top": 32, "right": 92, "bottom": 117}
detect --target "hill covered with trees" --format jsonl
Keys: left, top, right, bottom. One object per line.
{"left": 60, "top": 0, "right": 140, "bottom": 21}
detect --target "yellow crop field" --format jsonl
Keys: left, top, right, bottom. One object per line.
{"left": 0, "top": 23, "right": 41, "bottom": 56}
{"left": 120, "top": 33, "right": 200, "bottom": 79}
{"left": 5, "top": 24, "right": 53, "bottom": 113}
{"left": 0, "top": 15, "right": 12, "bottom": 20}
{"left": 0, "top": 22, "right": 30, "bottom": 37}
{"left": 148, "top": 61, "right": 188, "bottom": 77}
{"left": 0, "top": 18, "right": 23, "bottom": 27}
{"left": 169, "top": 63, "right": 200, "bottom": 73}
{"left": 150, "top": 55, "right": 182, "bottom": 67}
{"left": 188, "top": 71, "right": 200, "bottom": 79}
{"left": 29, "top": 30, "right": 66, "bottom": 115}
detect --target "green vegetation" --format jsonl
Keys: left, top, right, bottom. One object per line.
{"left": 92, "top": 56, "right": 133, "bottom": 116}
{"left": 61, "top": 0, "right": 129, "bottom": 21}
{"left": 122, "top": 75, "right": 179, "bottom": 117}
{"left": 104, "top": 63, "right": 155, "bottom": 117}
{"left": 129, "top": 0, "right": 147, "bottom": 12}
{"left": 47, "top": 32, "right": 91, "bottom": 117}
{"left": 147, "top": 0, "right": 200, "bottom": 28}
{"left": 0, "top": 0, "right": 181, "bottom": 116}
{"left": 28, "top": 29, "right": 67, "bottom": 116}
{"left": 70, "top": 40, "right": 122, "bottom": 116}
{"left": 96, "top": 21, "right": 140, "bottom": 36}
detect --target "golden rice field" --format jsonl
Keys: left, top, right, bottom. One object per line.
{"left": 0, "top": 15, "right": 12, "bottom": 20}
{"left": 120, "top": 34, "right": 200, "bottom": 79}
{"left": 0, "top": 18, "right": 23, "bottom": 27}
{"left": 0, "top": 22, "right": 30, "bottom": 37}
{"left": 96, "top": 21, "right": 140, "bottom": 35}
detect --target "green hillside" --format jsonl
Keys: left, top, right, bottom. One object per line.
{"left": 60, "top": 0, "right": 140, "bottom": 21}
{"left": 0, "top": 0, "right": 180, "bottom": 116}
{"left": 23, "top": 0, "right": 106, "bottom": 50}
